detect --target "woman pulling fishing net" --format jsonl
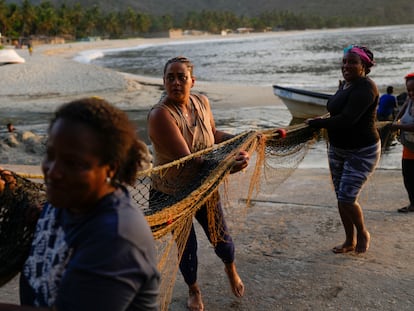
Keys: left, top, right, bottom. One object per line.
{"left": 306, "top": 45, "right": 381, "bottom": 254}
{"left": 147, "top": 56, "right": 250, "bottom": 311}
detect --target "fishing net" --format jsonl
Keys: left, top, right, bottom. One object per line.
{"left": 0, "top": 121, "right": 394, "bottom": 310}
{"left": 0, "top": 170, "right": 46, "bottom": 286}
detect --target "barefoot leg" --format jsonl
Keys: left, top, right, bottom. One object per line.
{"left": 187, "top": 283, "right": 204, "bottom": 311}
{"left": 224, "top": 262, "right": 245, "bottom": 298}
{"left": 355, "top": 230, "right": 370, "bottom": 253}
{"left": 341, "top": 201, "right": 370, "bottom": 253}
{"left": 335, "top": 202, "right": 356, "bottom": 253}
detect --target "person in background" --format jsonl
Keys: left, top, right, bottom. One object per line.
{"left": 6, "top": 123, "right": 15, "bottom": 133}
{"left": 306, "top": 45, "right": 380, "bottom": 254}
{"left": 147, "top": 56, "right": 248, "bottom": 311}
{"left": 377, "top": 85, "right": 397, "bottom": 121}
{"left": 397, "top": 91, "right": 408, "bottom": 108}
{"left": 27, "top": 40, "right": 33, "bottom": 56}
{"left": 0, "top": 97, "right": 159, "bottom": 310}
{"left": 392, "top": 73, "right": 414, "bottom": 213}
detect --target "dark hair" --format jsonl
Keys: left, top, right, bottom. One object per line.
{"left": 6, "top": 123, "right": 14, "bottom": 132}
{"left": 358, "top": 46, "right": 374, "bottom": 75}
{"left": 386, "top": 86, "right": 394, "bottom": 94}
{"left": 360, "top": 47, "right": 374, "bottom": 62}
{"left": 49, "top": 97, "right": 150, "bottom": 186}
{"left": 163, "top": 56, "right": 194, "bottom": 76}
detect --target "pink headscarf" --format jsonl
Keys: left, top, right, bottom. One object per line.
{"left": 344, "top": 45, "right": 375, "bottom": 68}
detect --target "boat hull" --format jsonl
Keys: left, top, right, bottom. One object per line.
{"left": 273, "top": 85, "right": 331, "bottom": 119}
{"left": 0, "top": 49, "right": 25, "bottom": 65}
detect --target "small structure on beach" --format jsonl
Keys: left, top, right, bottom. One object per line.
{"left": 236, "top": 27, "right": 254, "bottom": 33}
{"left": 144, "top": 29, "right": 183, "bottom": 39}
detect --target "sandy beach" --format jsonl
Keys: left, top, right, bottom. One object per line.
{"left": 0, "top": 34, "right": 278, "bottom": 112}
{"left": 1, "top": 165, "right": 413, "bottom": 310}
{"left": 1, "top": 35, "right": 413, "bottom": 310}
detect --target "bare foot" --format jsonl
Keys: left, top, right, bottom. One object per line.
{"left": 355, "top": 230, "right": 370, "bottom": 253}
{"left": 224, "top": 263, "right": 245, "bottom": 298}
{"left": 187, "top": 284, "right": 204, "bottom": 311}
{"left": 332, "top": 243, "right": 355, "bottom": 254}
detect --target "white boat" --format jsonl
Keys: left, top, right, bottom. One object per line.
{"left": 273, "top": 84, "right": 331, "bottom": 119}
{"left": 0, "top": 48, "right": 25, "bottom": 65}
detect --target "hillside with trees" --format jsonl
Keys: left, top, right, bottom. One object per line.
{"left": 5, "top": 0, "right": 414, "bottom": 22}
{"left": 1, "top": 0, "right": 413, "bottom": 41}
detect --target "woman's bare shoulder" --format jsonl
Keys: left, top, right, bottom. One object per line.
{"left": 148, "top": 102, "right": 172, "bottom": 120}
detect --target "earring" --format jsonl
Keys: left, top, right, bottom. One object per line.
{"left": 106, "top": 177, "right": 111, "bottom": 184}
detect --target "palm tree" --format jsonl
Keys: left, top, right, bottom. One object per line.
{"left": 20, "top": 0, "right": 36, "bottom": 36}
{"left": 35, "top": 1, "right": 58, "bottom": 36}
{"left": 0, "top": 0, "right": 10, "bottom": 41}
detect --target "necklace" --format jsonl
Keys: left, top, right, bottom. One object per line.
{"left": 184, "top": 102, "right": 196, "bottom": 127}
{"left": 171, "top": 99, "right": 194, "bottom": 123}
{"left": 183, "top": 102, "right": 192, "bottom": 118}
{"left": 169, "top": 101, "right": 189, "bottom": 118}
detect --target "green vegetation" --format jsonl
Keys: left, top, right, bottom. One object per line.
{"left": 0, "top": 0, "right": 413, "bottom": 40}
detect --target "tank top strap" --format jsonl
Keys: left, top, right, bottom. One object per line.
{"left": 150, "top": 100, "right": 186, "bottom": 130}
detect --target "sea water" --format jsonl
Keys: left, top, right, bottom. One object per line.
{"left": 90, "top": 24, "right": 412, "bottom": 169}
{"left": 91, "top": 24, "right": 414, "bottom": 93}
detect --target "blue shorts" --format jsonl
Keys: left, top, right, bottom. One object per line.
{"left": 328, "top": 142, "right": 380, "bottom": 203}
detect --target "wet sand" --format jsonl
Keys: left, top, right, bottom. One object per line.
{"left": 166, "top": 166, "right": 413, "bottom": 310}
{"left": 1, "top": 165, "right": 412, "bottom": 310}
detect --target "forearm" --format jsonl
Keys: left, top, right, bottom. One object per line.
{"left": 214, "top": 130, "right": 234, "bottom": 144}
{"left": 392, "top": 122, "right": 414, "bottom": 132}
{"left": 306, "top": 113, "right": 335, "bottom": 128}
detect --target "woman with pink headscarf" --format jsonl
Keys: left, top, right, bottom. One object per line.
{"left": 306, "top": 45, "right": 380, "bottom": 254}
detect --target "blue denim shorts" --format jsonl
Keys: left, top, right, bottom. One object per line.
{"left": 328, "top": 142, "right": 381, "bottom": 203}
